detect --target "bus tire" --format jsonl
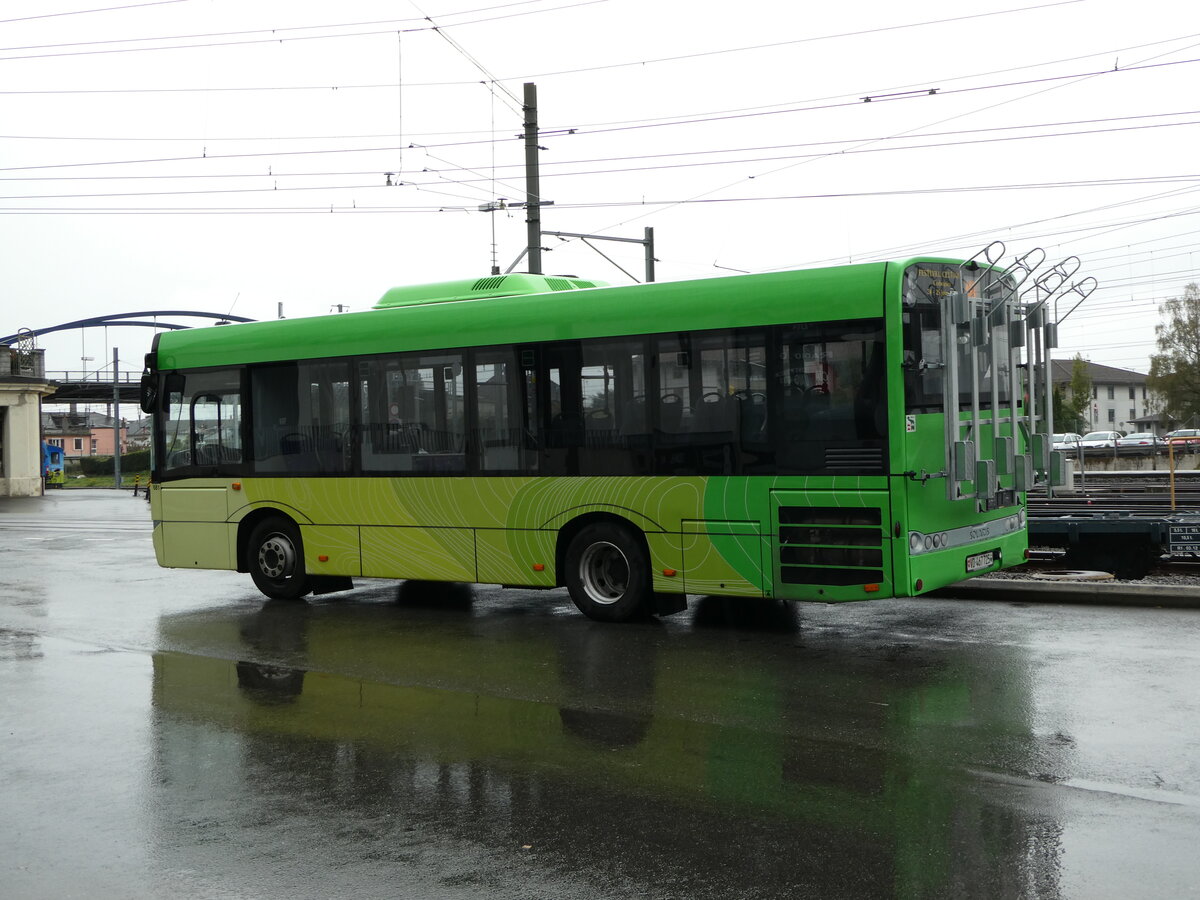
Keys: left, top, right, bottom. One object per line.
{"left": 564, "top": 522, "right": 652, "bottom": 623}
{"left": 248, "top": 517, "right": 313, "bottom": 601}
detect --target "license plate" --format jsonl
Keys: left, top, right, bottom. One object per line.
{"left": 965, "top": 551, "right": 995, "bottom": 573}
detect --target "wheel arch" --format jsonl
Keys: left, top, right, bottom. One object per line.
{"left": 554, "top": 511, "right": 649, "bottom": 587}
{"left": 235, "top": 507, "right": 301, "bottom": 573}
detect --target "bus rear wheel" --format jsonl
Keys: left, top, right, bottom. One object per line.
{"left": 564, "top": 522, "right": 652, "bottom": 623}
{"left": 248, "top": 517, "right": 313, "bottom": 601}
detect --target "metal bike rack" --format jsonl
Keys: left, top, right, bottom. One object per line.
{"left": 939, "top": 243, "right": 1097, "bottom": 504}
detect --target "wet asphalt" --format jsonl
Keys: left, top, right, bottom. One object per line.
{"left": 2, "top": 490, "right": 1199, "bottom": 899}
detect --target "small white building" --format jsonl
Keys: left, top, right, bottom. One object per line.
{"left": 0, "top": 344, "right": 57, "bottom": 497}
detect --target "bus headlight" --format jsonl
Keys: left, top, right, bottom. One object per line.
{"left": 910, "top": 530, "right": 949, "bottom": 554}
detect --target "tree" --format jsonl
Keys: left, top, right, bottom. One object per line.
{"left": 1147, "top": 283, "right": 1200, "bottom": 423}
{"left": 1052, "top": 354, "right": 1092, "bottom": 433}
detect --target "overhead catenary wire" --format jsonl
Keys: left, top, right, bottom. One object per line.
{"left": 8, "top": 173, "right": 1200, "bottom": 204}
{"left": 7, "top": 54, "right": 1199, "bottom": 159}
{"left": 585, "top": 52, "right": 1200, "bottom": 239}
{"left": 409, "top": 6, "right": 523, "bottom": 113}
{"left": 9, "top": 1, "right": 1194, "bottom": 373}
{"left": 0, "top": 1, "right": 1180, "bottom": 225}
{"left": 6, "top": 24, "right": 1196, "bottom": 113}
{"left": 5, "top": 107, "right": 1196, "bottom": 183}
{"left": 0, "top": 0, "right": 1079, "bottom": 65}
{"left": 5, "top": 103, "right": 1200, "bottom": 182}
{"left": 0, "top": 0, "right": 195, "bottom": 25}
{"left": 0, "top": 0, "right": 565, "bottom": 48}
{"left": 4, "top": 104, "right": 1197, "bottom": 146}
{"left": 553, "top": 22, "right": 1200, "bottom": 260}
{"left": 788, "top": 180, "right": 1200, "bottom": 268}
{"left": 0, "top": 0, "right": 610, "bottom": 64}
{"left": 663, "top": 30, "right": 1200, "bottom": 283}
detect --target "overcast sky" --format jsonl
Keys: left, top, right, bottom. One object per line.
{"left": 5, "top": 0, "right": 1199, "bottom": 392}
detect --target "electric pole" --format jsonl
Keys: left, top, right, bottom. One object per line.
{"left": 112, "top": 348, "right": 121, "bottom": 489}
{"left": 523, "top": 82, "right": 542, "bottom": 275}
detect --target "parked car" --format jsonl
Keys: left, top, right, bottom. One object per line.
{"left": 1116, "top": 432, "right": 1164, "bottom": 453}
{"left": 1052, "top": 432, "right": 1083, "bottom": 452}
{"left": 1078, "top": 430, "right": 1121, "bottom": 449}
{"left": 1164, "top": 428, "right": 1200, "bottom": 451}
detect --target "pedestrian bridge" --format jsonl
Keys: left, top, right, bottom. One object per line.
{"left": 44, "top": 371, "right": 141, "bottom": 403}
{"left": 1, "top": 309, "right": 259, "bottom": 495}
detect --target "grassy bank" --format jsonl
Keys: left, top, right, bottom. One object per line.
{"left": 61, "top": 472, "right": 151, "bottom": 489}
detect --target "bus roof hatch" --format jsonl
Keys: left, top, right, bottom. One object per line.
{"left": 373, "top": 274, "right": 607, "bottom": 309}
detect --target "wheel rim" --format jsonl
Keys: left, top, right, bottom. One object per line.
{"left": 579, "top": 540, "right": 629, "bottom": 606}
{"left": 257, "top": 533, "right": 297, "bottom": 581}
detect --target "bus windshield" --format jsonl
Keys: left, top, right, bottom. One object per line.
{"left": 901, "top": 262, "right": 1013, "bottom": 413}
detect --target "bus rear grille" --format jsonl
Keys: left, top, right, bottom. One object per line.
{"left": 777, "top": 505, "right": 883, "bottom": 586}
{"left": 824, "top": 447, "right": 884, "bottom": 472}
{"left": 779, "top": 566, "right": 885, "bottom": 585}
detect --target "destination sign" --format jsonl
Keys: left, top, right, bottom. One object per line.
{"left": 904, "top": 264, "right": 960, "bottom": 304}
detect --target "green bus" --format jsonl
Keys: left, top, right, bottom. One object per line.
{"left": 142, "top": 252, "right": 1040, "bottom": 620}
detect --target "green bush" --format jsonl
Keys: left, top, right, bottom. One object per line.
{"left": 122, "top": 448, "right": 151, "bottom": 471}
{"left": 79, "top": 449, "right": 152, "bottom": 476}
{"left": 79, "top": 455, "right": 109, "bottom": 476}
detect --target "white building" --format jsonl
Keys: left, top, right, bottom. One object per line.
{"left": 0, "top": 344, "right": 57, "bottom": 497}
{"left": 1051, "top": 359, "right": 1160, "bottom": 434}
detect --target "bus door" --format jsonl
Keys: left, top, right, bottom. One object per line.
{"left": 156, "top": 371, "right": 244, "bottom": 569}
{"left": 536, "top": 343, "right": 582, "bottom": 476}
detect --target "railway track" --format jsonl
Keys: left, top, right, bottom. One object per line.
{"left": 1029, "top": 476, "right": 1200, "bottom": 517}
{"left": 1023, "top": 548, "right": 1200, "bottom": 577}
{"left": 1030, "top": 471, "right": 1200, "bottom": 513}
{"left": 1024, "top": 471, "right": 1200, "bottom": 578}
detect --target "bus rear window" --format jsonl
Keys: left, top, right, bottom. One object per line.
{"left": 902, "top": 263, "right": 1012, "bottom": 413}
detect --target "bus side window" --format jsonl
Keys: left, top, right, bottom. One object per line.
{"left": 190, "top": 392, "right": 242, "bottom": 466}
{"left": 775, "top": 320, "right": 887, "bottom": 474}
{"left": 580, "top": 337, "right": 647, "bottom": 475}
{"left": 360, "top": 356, "right": 428, "bottom": 472}
{"left": 473, "top": 348, "right": 536, "bottom": 474}
{"left": 163, "top": 381, "right": 188, "bottom": 469}
{"left": 252, "top": 364, "right": 301, "bottom": 473}
{"left": 251, "top": 361, "right": 350, "bottom": 474}
{"left": 653, "top": 329, "right": 767, "bottom": 476}
{"left": 358, "top": 351, "right": 467, "bottom": 474}
{"left": 302, "top": 361, "right": 351, "bottom": 474}
{"left": 361, "top": 357, "right": 407, "bottom": 471}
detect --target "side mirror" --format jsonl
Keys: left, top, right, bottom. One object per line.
{"left": 139, "top": 373, "right": 158, "bottom": 415}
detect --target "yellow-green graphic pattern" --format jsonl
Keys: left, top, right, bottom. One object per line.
{"left": 153, "top": 475, "right": 773, "bottom": 594}
{"left": 155, "top": 473, "right": 929, "bottom": 599}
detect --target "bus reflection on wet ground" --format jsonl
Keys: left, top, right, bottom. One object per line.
{"left": 152, "top": 586, "right": 1065, "bottom": 899}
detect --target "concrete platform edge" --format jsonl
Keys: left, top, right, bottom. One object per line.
{"left": 930, "top": 577, "right": 1200, "bottom": 609}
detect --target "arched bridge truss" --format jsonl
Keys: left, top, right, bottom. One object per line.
{"left": 0, "top": 310, "right": 257, "bottom": 347}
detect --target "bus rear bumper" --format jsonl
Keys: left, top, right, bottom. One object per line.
{"left": 904, "top": 529, "right": 1028, "bottom": 596}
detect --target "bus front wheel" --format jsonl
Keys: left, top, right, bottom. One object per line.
{"left": 564, "top": 522, "right": 652, "bottom": 623}
{"left": 248, "top": 517, "right": 313, "bottom": 601}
